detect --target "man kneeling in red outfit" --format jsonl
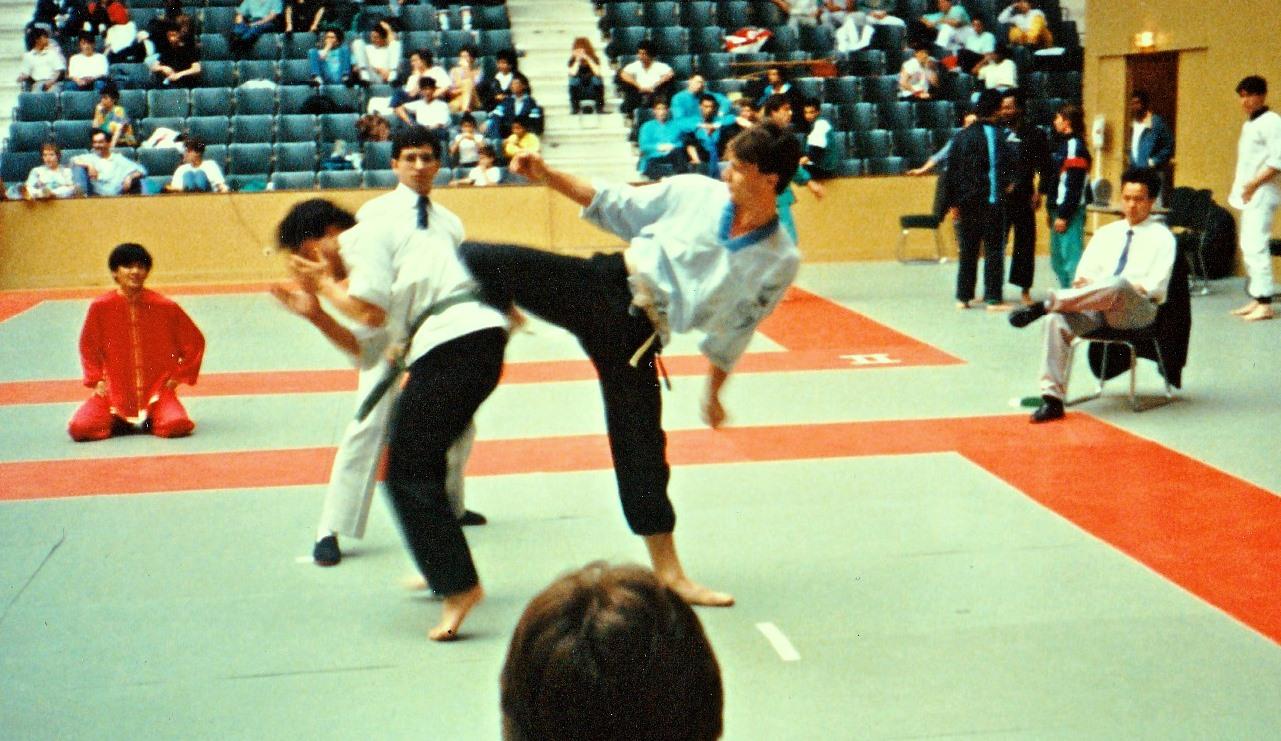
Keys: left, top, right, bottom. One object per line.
{"left": 68, "top": 243, "right": 206, "bottom": 441}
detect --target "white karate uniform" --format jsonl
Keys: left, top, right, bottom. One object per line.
{"left": 1229, "top": 108, "right": 1281, "bottom": 299}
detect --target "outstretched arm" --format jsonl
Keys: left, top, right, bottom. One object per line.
{"left": 270, "top": 282, "right": 362, "bottom": 357}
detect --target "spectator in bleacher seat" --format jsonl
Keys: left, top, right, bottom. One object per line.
{"left": 567, "top": 37, "right": 605, "bottom": 115}
{"left": 999, "top": 1, "right": 1053, "bottom": 49}
{"left": 800, "top": 98, "right": 840, "bottom": 179}
{"left": 455, "top": 142, "right": 501, "bottom": 187}
{"left": 764, "top": 94, "right": 824, "bottom": 242}
{"left": 1228, "top": 75, "right": 1281, "bottom": 323}
{"left": 913, "top": 0, "right": 969, "bottom": 57}
{"left": 231, "top": 0, "right": 283, "bottom": 57}
{"left": 1043, "top": 102, "right": 1091, "bottom": 288}
{"left": 165, "top": 137, "right": 228, "bottom": 193}
{"left": 617, "top": 40, "right": 675, "bottom": 117}
{"left": 64, "top": 34, "right": 109, "bottom": 91}
{"left": 284, "top": 0, "right": 325, "bottom": 33}
{"left": 637, "top": 99, "right": 688, "bottom": 180}
{"left": 898, "top": 44, "right": 938, "bottom": 100}
{"left": 480, "top": 48, "right": 519, "bottom": 109}
{"left": 717, "top": 97, "right": 758, "bottom": 161}
{"left": 449, "top": 113, "right": 483, "bottom": 168}
{"left": 147, "top": 0, "right": 197, "bottom": 54}
{"left": 308, "top": 29, "right": 352, "bottom": 85}
{"left": 684, "top": 94, "right": 733, "bottom": 178}
{"left": 956, "top": 17, "right": 996, "bottom": 74}
{"left": 24, "top": 142, "right": 80, "bottom": 199}
{"left": 858, "top": 0, "right": 906, "bottom": 27}
{"left": 61, "top": 0, "right": 110, "bottom": 43}
{"left": 500, "top": 562, "right": 723, "bottom": 741}
{"left": 151, "top": 23, "right": 202, "bottom": 87}
{"left": 503, "top": 117, "right": 541, "bottom": 160}
{"left": 103, "top": 3, "right": 150, "bottom": 64}
{"left": 352, "top": 20, "right": 402, "bottom": 84}
{"left": 1001, "top": 90, "right": 1050, "bottom": 305}
{"left": 1126, "top": 90, "right": 1174, "bottom": 177}
{"left": 448, "top": 45, "right": 484, "bottom": 113}
{"left": 93, "top": 84, "right": 136, "bottom": 146}
{"left": 834, "top": 11, "right": 874, "bottom": 54}
{"left": 974, "top": 43, "right": 1017, "bottom": 94}
{"left": 74, "top": 130, "right": 146, "bottom": 196}
{"left": 671, "top": 74, "right": 729, "bottom": 125}
{"left": 396, "top": 76, "right": 452, "bottom": 133}
{"left": 769, "top": 0, "right": 820, "bottom": 31}
{"left": 388, "top": 48, "right": 445, "bottom": 106}
{"left": 820, "top": 0, "right": 856, "bottom": 29}
{"left": 355, "top": 112, "right": 391, "bottom": 143}
{"left": 18, "top": 27, "right": 65, "bottom": 91}
{"left": 487, "top": 74, "right": 543, "bottom": 138}
{"left": 756, "top": 66, "right": 804, "bottom": 126}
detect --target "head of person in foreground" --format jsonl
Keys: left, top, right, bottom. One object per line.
{"left": 500, "top": 562, "right": 723, "bottom": 741}
{"left": 723, "top": 121, "right": 801, "bottom": 199}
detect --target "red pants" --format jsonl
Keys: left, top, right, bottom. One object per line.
{"left": 68, "top": 388, "right": 195, "bottom": 441}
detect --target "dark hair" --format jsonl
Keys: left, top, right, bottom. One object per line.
{"left": 652, "top": 97, "right": 669, "bottom": 109}
{"left": 992, "top": 42, "right": 1009, "bottom": 60}
{"left": 762, "top": 94, "right": 792, "bottom": 117}
{"left": 698, "top": 93, "right": 719, "bottom": 106}
{"left": 185, "top": 136, "right": 206, "bottom": 154}
{"left": 99, "top": 82, "right": 120, "bottom": 102}
{"left": 511, "top": 116, "right": 530, "bottom": 130}
{"left": 974, "top": 89, "right": 1004, "bottom": 118}
{"left": 391, "top": 124, "right": 442, "bottom": 160}
{"left": 420, "top": 74, "right": 437, "bottom": 90}
{"left": 276, "top": 199, "right": 356, "bottom": 251}
{"left": 29, "top": 27, "right": 49, "bottom": 40}
{"left": 500, "top": 563, "right": 723, "bottom": 741}
{"left": 477, "top": 142, "right": 496, "bottom": 158}
{"left": 727, "top": 121, "right": 802, "bottom": 195}
{"left": 414, "top": 48, "right": 434, "bottom": 66}
{"left": 1130, "top": 89, "right": 1150, "bottom": 107}
{"left": 459, "top": 112, "right": 476, "bottom": 127}
{"left": 77, "top": 33, "right": 95, "bottom": 45}
{"left": 511, "top": 72, "right": 530, "bottom": 91}
{"left": 324, "top": 28, "right": 345, "bottom": 43}
{"left": 1056, "top": 102, "right": 1085, "bottom": 136}
{"left": 636, "top": 40, "right": 656, "bottom": 56}
{"left": 1237, "top": 75, "right": 1268, "bottom": 96}
{"left": 459, "top": 43, "right": 479, "bottom": 59}
{"left": 1001, "top": 87, "right": 1025, "bottom": 108}
{"left": 802, "top": 96, "right": 821, "bottom": 110}
{"left": 1121, "top": 166, "right": 1162, "bottom": 200}
{"left": 41, "top": 140, "right": 62, "bottom": 157}
{"left": 108, "top": 243, "right": 153, "bottom": 271}
{"left": 496, "top": 48, "right": 518, "bottom": 66}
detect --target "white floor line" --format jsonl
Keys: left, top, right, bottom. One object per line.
{"left": 755, "top": 622, "right": 801, "bottom": 662}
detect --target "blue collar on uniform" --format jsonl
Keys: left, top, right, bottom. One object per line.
{"left": 718, "top": 200, "right": 779, "bottom": 252}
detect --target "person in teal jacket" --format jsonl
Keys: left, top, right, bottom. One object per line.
{"left": 637, "top": 99, "right": 688, "bottom": 180}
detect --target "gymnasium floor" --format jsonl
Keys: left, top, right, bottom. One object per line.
{"left": 2, "top": 257, "right": 1280, "bottom": 740}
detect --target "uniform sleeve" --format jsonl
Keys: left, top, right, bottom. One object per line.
{"left": 1055, "top": 138, "right": 1090, "bottom": 220}
{"left": 1140, "top": 229, "right": 1177, "bottom": 303}
{"left": 581, "top": 177, "right": 680, "bottom": 241}
{"left": 342, "top": 222, "right": 397, "bottom": 310}
{"left": 699, "top": 255, "right": 799, "bottom": 372}
{"left": 169, "top": 302, "right": 206, "bottom": 385}
{"left": 79, "top": 302, "right": 105, "bottom": 387}
{"left": 1263, "top": 115, "right": 1281, "bottom": 172}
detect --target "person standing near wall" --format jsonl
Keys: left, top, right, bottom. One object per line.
{"left": 1228, "top": 75, "right": 1281, "bottom": 322}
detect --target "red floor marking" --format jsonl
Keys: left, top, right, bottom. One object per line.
{"left": 2, "top": 413, "right": 1279, "bottom": 645}
{"left": 0, "top": 287, "right": 961, "bottom": 406}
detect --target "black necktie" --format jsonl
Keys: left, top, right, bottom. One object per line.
{"left": 417, "top": 196, "right": 430, "bottom": 229}
{"left": 1113, "top": 229, "right": 1134, "bottom": 276}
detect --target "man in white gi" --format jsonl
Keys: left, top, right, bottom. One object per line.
{"left": 274, "top": 133, "right": 506, "bottom": 640}
{"left": 1007, "top": 167, "right": 1176, "bottom": 422}
{"left": 1227, "top": 75, "right": 1281, "bottom": 323}
{"left": 283, "top": 126, "right": 485, "bottom": 568}
{"left": 459, "top": 122, "right": 805, "bottom": 607}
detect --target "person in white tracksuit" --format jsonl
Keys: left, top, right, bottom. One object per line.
{"left": 1228, "top": 75, "right": 1281, "bottom": 323}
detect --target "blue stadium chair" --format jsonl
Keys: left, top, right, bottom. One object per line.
{"left": 717, "top": 1, "right": 751, "bottom": 30}
{"left": 60, "top": 90, "right": 98, "bottom": 120}
{"left": 235, "top": 87, "right": 277, "bottom": 115}
{"left": 362, "top": 169, "right": 398, "bottom": 188}
{"left": 689, "top": 26, "right": 725, "bottom": 55}
{"left": 871, "top": 24, "right": 906, "bottom": 53}
{"left": 697, "top": 53, "right": 732, "bottom": 81}
{"left": 438, "top": 30, "right": 473, "bottom": 57}
{"left": 601, "top": 2, "right": 643, "bottom": 31}
{"left": 1, "top": 151, "right": 42, "bottom": 183}
{"left": 191, "top": 87, "right": 234, "bottom": 117}
{"left": 835, "top": 157, "right": 864, "bottom": 176}
{"left": 279, "top": 59, "right": 314, "bottom": 86}
{"left": 433, "top": 168, "right": 452, "bottom": 186}
{"left": 667, "top": 54, "right": 695, "bottom": 80}
{"left": 938, "top": 71, "right": 975, "bottom": 103}
{"left": 866, "top": 75, "right": 901, "bottom": 105}
{"left": 276, "top": 114, "right": 319, "bottom": 142}
{"left": 932, "top": 126, "right": 958, "bottom": 150}
{"left": 186, "top": 116, "right": 232, "bottom": 145}
{"left": 110, "top": 62, "right": 152, "bottom": 89}
{"left": 233, "top": 114, "right": 276, "bottom": 143}
{"left": 201, "top": 6, "right": 237, "bottom": 33}
{"left": 236, "top": 60, "right": 277, "bottom": 83}
{"left": 137, "top": 147, "right": 183, "bottom": 177}
{"left": 865, "top": 155, "right": 906, "bottom": 175}
{"left": 363, "top": 140, "right": 392, "bottom": 170}
{"left": 278, "top": 85, "right": 315, "bottom": 115}
{"left": 856, "top": 129, "right": 893, "bottom": 158}
{"left": 113, "top": 90, "right": 146, "bottom": 123}
{"left": 321, "top": 85, "right": 362, "bottom": 113}
{"left": 1046, "top": 71, "right": 1082, "bottom": 101}
{"left": 879, "top": 100, "right": 914, "bottom": 129}
{"left": 842, "top": 49, "right": 886, "bottom": 76}
{"left": 51, "top": 120, "right": 92, "bottom": 149}
{"left": 840, "top": 101, "right": 878, "bottom": 131}
{"left": 228, "top": 142, "right": 273, "bottom": 174}
{"left": 1022, "top": 71, "right": 1047, "bottom": 98}
{"left": 825, "top": 76, "right": 861, "bottom": 103}
{"left": 914, "top": 99, "right": 955, "bottom": 129}
{"left": 682, "top": 1, "right": 716, "bottom": 28}
{"left": 129, "top": 7, "right": 160, "bottom": 28}
{"left": 793, "top": 76, "right": 825, "bottom": 103}
{"left": 16, "top": 92, "right": 58, "bottom": 121}
{"left": 246, "top": 33, "right": 281, "bottom": 61}
{"left": 400, "top": 4, "right": 437, "bottom": 31}
{"left": 768, "top": 25, "right": 799, "bottom": 54}
{"left": 645, "top": 2, "right": 680, "bottom": 28}
{"left": 280, "top": 33, "right": 317, "bottom": 60}
{"left": 270, "top": 171, "right": 316, "bottom": 190}
{"left": 201, "top": 60, "right": 236, "bottom": 88}
{"left": 199, "top": 33, "right": 232, "bottom": 61}
{"left": 273, "top": 141, "right": 317, "bottom": 172}
{"left": 8, "top": 121, "right": 51, "bottom": 152}
{"left": 317, "top": 170, "right": 362, "bottom": 189}
{"left": 893, "top": 127, "right": 934, "bottom": 168}
{"left": 142, "top": 174, "right": 171, "bottom": 193}
{"left": 138, "top": 117, "right": 184, "bottom": 140}
{"left": 203, "top": 144, "right": 228, "bottom": 169}
{"left": 319, "top": 113, "right": 359, "bottom": 143}
{"left": 479, "top": 29, "right": 513, "bottom": 58}
{"left": 147, "top": 88, "right": 190, "bottom": 118}
{"left": 476, "top": 4, "right": 510, "bottom": 30}
{"left": 799, "top": 24, "right": 834, "bottom": 54}
{"left": 605, "top": 26, "right": 647, "bottom": 58}
{"left": 754, "top": 0, "right": 785, "bottom": 25}
{"left": 709, "top": 78, "right": 745, "bottom": 97}
{"left": 403, "top": 31, "right": 436, "bottom": 55}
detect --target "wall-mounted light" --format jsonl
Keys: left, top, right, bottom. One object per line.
{"left": 1133, "top": 30, "right": 1156, "bottom": 51}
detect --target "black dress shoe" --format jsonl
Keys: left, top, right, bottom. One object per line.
{"left": 1009, "top": 302, "right": 1048, "bottom": 328}
{"left": 313, "top": 534, "right": 341, "bottom": 566}
{"left": 1030, "top": 395, "right": 1065, "bottom": 423}
{"left": 458, "top": 510, "right": 487, "bottom": 526}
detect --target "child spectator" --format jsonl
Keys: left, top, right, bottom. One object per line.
{"left": 449, "top": 113, "right": 483, "bottom": 168}
{"left": 503, "top": 118, "right": 540, "bottom": 160}
{"left": 166, "top": 137, "right": 228, "bottom": 193}
{"left": 25, "top": 142, "right": 79, "bottom": 199}
{"left": 448, "top": 45, "right": 484, "bottom": 112}
{"left": 459, "top": 143, "right": 501, "bottom": 187}
{"left": 93, "top": 84, "right": 136, "bottom": 147}
{"left": 898, "top": 45, "right": 939, "bottom": 99}
{"left": 396, "top": 76, "right": 451, "bottom": 131}
{"left": 1044, "top": 103, "right": 1092, "bottom": 287}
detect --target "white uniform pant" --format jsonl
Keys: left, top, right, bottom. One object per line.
{"left": 318, "top": 361, "right": 473, "bottom": 539}
{"left": 1238, "top": 188, "right": 1280, "bottom": 300}
{"left": 1039, "top": 277, "right": 1159, "bottom": 399}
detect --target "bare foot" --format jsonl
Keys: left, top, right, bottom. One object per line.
{"left": 429, "top": 584, "right": 484, "bottom": 641}
{"left": 985, "top": 302, "right": 1013, "bottom": 312}
{"left": 402, "top": 574, "right": 428, "bottom": 590}
{"left": 1021, "top": 290, "right": 1034, "bottom": 306}
{"left": 662, "top": 577, "right": 735, "bottom": 607}
{"left": 1242, "top": 304, "right": 1275, "bottom": 322}
{"left": 956, "top": 300, "right": 974, "bottom": 310}
{"left": 1231, "top": 300, "right": 1260, "bottom": 316}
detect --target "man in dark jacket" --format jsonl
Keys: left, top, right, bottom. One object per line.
{"left": 942, "top": 89, "right": 1017, "bottom": 309}
{"left": 1001, "top": 89, "right": 1051, "bottom": 304}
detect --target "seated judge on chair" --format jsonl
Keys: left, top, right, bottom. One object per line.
{"left": 1008, "top": 167, "right": 1175, "bottom": 423}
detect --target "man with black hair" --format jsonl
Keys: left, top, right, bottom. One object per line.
{"left": 684, "top": 94, "right": 732, "bottom": 178}
{"left": 69, "top": 243, "right": 205, "bottom": 441}
{"left": 166, "top": 137, "right": 227, "bottom": 192}
{"left": 276, "top": 126, "right": 487, "bottom": 570}
{"left": 1000, "top": 89, "right": 1050, "bottom": 305}
{"left": 1008, "top": 167, "right": 1175, "bottom": 422}
{"left": 17, "top": 27, "right": 64, "bottom": 91}
{"left": 617, "top": 41, "right": 674, "bottom": 116}
{"left": 487, "top": 74, "right": 543, "bottom": 138}
{"left": 801, "top": 97, "right": 840, "bottom": 179}
{"left": 459, "top": 122, "right": 804, "bottom": 608}
{"left": 1126, "top": 90, "right": 1173, "bottom": 173}
{"left": 943, "top": 88, "right": 1016, "bottom": 309}
{"left": 1228, "top": 75, "right": 1281, "bottom": 322}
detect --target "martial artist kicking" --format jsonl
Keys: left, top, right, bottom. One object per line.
{"left": 460, "top": 121, "right": 804, "bottom": 606}
{"left": 274, "top": 137, "right": 506, "bottom": 640}
{"left": 299, "top": 126, "right": 486, "bottom": 568}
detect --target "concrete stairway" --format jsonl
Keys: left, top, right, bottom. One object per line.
{"left": 0, "top": 0, "right": 33, "bottom": 146}
{"left": 504, "top": 0, "right": 638, "bottom": 182}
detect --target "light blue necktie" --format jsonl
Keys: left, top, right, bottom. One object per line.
{"left": 1113, "top": 229, "right": 1134, "bottom": 276}
{"left": 983, "top": 124, "right": 998, "bottom": 204}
